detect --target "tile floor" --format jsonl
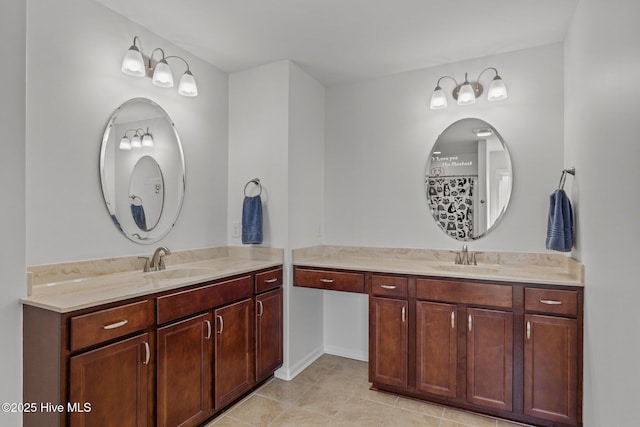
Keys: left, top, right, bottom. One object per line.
{"left": 205, "top": 354, "right": 533, "bottom": 427}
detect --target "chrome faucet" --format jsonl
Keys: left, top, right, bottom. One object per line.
{"left": 460, "top": 244, "right": 469, "bottom": 265}
{"left": 150, "top": 247, "right": 171, "bottom": 271}
{"left": 453, "top": 244, "right": 473, "bottom": 265}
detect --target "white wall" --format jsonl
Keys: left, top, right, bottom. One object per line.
{"left": 0, "top": 1, "right": 26, "bottom": 425}
{"left": 564, "top": 1, "right": 640, "bottom": 425}
{"left": 26, "top": 0, "right": 229, "bottom": 266}
{"left": 323, "top": 44, "right": 565, "bottom": 358}
{"left": 228, "top": 61, "right": 325, "bottom": 378}
{"left": 325, "top": 43, "right": 564, "bottom": 252}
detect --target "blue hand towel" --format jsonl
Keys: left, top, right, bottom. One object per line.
{"left": 546, "top": 189, "right": 573, "bottom": 252}
{"left": 242, "top": 195, "right": 263, "bottom": 244}
{"left": 130, "top": 204, "right": 147, "bottom": 231}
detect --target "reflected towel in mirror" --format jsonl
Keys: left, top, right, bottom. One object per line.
{"left": 131, "top": 204, "right": 147, "bottom": 231}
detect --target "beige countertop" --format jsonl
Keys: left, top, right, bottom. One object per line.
{"left": 21, "top": 247, "right": 283, "bottom": 313}
{"left": 293, "top": 246, "right": 584, "bottom": 287}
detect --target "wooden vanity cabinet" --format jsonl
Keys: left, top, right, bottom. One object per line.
{"left": 255, "top": 268, "right": 283, "bottom": 383}
{"left": 524, "top": 288, "right": 581, "bottom": 425}
{"left": 156, "top": 313, "right": 213, "bottom": 427}
{"left": 24, "top": 266, "right": 284, "bottom": 427}
{"left": 369, "top": 275, "right": 409, "bottom": 388}
{"left": 414, "top": 279, "right": 514, "bottom": 412}
{"left": 23, "top": 298, "right": 154, "bottom": 427}
{"left": 368, "top": 275, "right": 583, "bottom": 427}
{"left": 213, "top": 298, "right": 255, "bottom": 409}
{"left": 69, "top": 333, "right": 150, "bottom": 427}
{"left": 415, "top": 301, "right": 458, "bottom": 397}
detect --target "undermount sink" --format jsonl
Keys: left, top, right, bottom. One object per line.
{"left": 144, "top": 268, "right": 214, "bottom": 281}
{"left": 432, "top": 264, "right": 500, "bottom": 275}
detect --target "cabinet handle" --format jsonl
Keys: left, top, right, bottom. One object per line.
{"left": 540, "top": 299, "right": 562, "bottom": 305}
{"left": 142, "top": 341, "right": 150, "bottom": 365}
{"left": 401, "top": 306, "right": 406, "bottom": 322}
{"left": 265, "top": 278, "right": 278, "bottom": 283}
{"left": 103, "top": 319, "right": 128, "bottom": 330}
{"left": 526, "top": 321, "right": 531, "bottom": 340}
{"left": 451, "top": 311, "right": 455, "bottom": 329}
{"left": 257, "top": 300, "right": 264, "bottom": 317}
{"left": 381, "top": 285, "right": 397, "bottom": 290}
{"left": 468, "top": 314, "right": 472, "bottom": 332}
{"left": 217, "top": 315, "right": 224, "bottom": 334}
{"left": 205, "top": 319, "right": 212, "bottom": 339}
{"left": 320, "top": 278, "right": 334, "bottom": 283}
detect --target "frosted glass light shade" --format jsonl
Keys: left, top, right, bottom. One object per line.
{"left": 487, "top": 76, "right": 508, "bottom": 101}
{"left": 457, "top": 83, "right": 476, "bottom": 105}
{"left": 119, "top": 136, "right": 132, "bottom": 150}
{"left": 121, "top": 46, "right": 145, "bottom": 77}
{"left": 430, "top": 87, "right": 448, "bottom": 109}
{"left": 178, "top": 71, "right": 198, "bottom": 97}
{"left": 142, "top": 134, "right": 154, "bottom": 148}
{"left": 152, "top": 59, "right": 174, "bottom": 87}
{"left": 131, "top": 135, "right": 142, "bottom": 148}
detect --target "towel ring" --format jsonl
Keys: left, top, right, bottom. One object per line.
{"left": 244, "top": 178, "right": 262, "bottom": 197}
{"left": 558, "top": 167, "right": 575, "bottom": 190}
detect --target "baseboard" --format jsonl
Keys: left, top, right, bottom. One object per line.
{"left": 324, "top": 345, "right": 368, "bottom": 362}
{"left": 274, "top": 345, "right": 324, "bottom": 381}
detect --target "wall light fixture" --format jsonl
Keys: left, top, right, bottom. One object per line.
{"left": 429, "top": 67, "right": 507, "bottom": 109}
{"left": 120, "top": 128, "right": 154, "bottom": 150}
{"left": 121, "top": 36, "right": 198, "bottom": 97}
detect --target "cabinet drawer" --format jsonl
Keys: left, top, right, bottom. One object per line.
{"left": 70, "top": 300, "right": 153, "bottom": 351}
{"left": 157, "top": 275, "right": 253, "bottom": 324}
{"left": 525, "top": 288, "right": 578, "bottom": 316}
{"left": 294, "top": 268, "right": 365, "bottom": 293}
{"left": 416, "top": 278, "right": 512, "bottom": 308}
{"left": 371, "top": 275, "right": 408, "bottom": 298}
{"left": 256, "top": 268, "right": 283, "bottom": 293}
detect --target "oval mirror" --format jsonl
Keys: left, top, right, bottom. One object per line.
{"left": 129, "top": 155, "right": 164, "bottom": 232}
{"left": 425, "top": 118, "right": 512, "bottom": 241}
{"left": 100, "top": 98, "right": 185, "bottom": 243}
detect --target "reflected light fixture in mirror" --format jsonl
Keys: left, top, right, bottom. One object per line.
{"left": 429, "top": 67, "right": 507, "bottom": 109}
{"left": 121, "top": 36, "right": 198, "bottom": 97}
{"left": 120, "top": 128, "right": 154, "bottom": 150}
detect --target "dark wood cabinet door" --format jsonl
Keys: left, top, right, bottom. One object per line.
{"left": 524, "top": 314, "right": 578, "bottom": 425}
{"left": 69, "top": 333, "right": 149, "bottom": 427}
{"left": 369, "top": 296, "right": 408, "bottom": 388}
{"left": 467, "top": 308, "right": 513, "bottom": 411}
{"left": 255, "top": 288, "right": 283, "bottom": 382}
{"left": 415, "top": 301, "right": 457, "bottom": 397}
{"left": 157, "top": 313, "right": 213, "bottom": 427}
{"left": 214, "top": 298, "right": 255, "bottom": 409}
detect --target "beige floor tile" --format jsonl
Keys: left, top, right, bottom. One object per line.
{"left": 359, "top": 388, "right": 399, "bottom": 406}
{"left": 394, "top": 396, "right": 445, "bottom": 418}
{"left": 314, "top": 371, "right": 371, "bottom": 398}
{"left": 334, "top": 396, "right": 393, "bottom": 427}
{"left": 226, "top": 394, "right": 287, "bottom": 427}
{"left": 293, "top": 363, "right": 334, "bottom": 385}
{"left": 382, "top": 407, "right": 441, "bottom": 427}
{"left": 206, "top": 415, "right": 253, "bottom": 426}
{"left": 295, "top": 385, "right": 351, "bottom": 417}
{"left": 442, "top": 407, "right": 498, "bottom": 427}
{"left": 269, "top": 407, "right": 333, "bottom": 427}
{"left": 255, "top": 377, "right": 314, "bottom": 403}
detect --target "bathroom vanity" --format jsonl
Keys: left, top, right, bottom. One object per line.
{"left": 293, "top": 246, "right": 583, "bottom": 427}
{"left": 22, "top": 247, "right": 283, "bottom": 427}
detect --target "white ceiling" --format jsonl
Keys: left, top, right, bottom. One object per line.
{"left": 95, "top": 0, "right": 579, "bottom": 86}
